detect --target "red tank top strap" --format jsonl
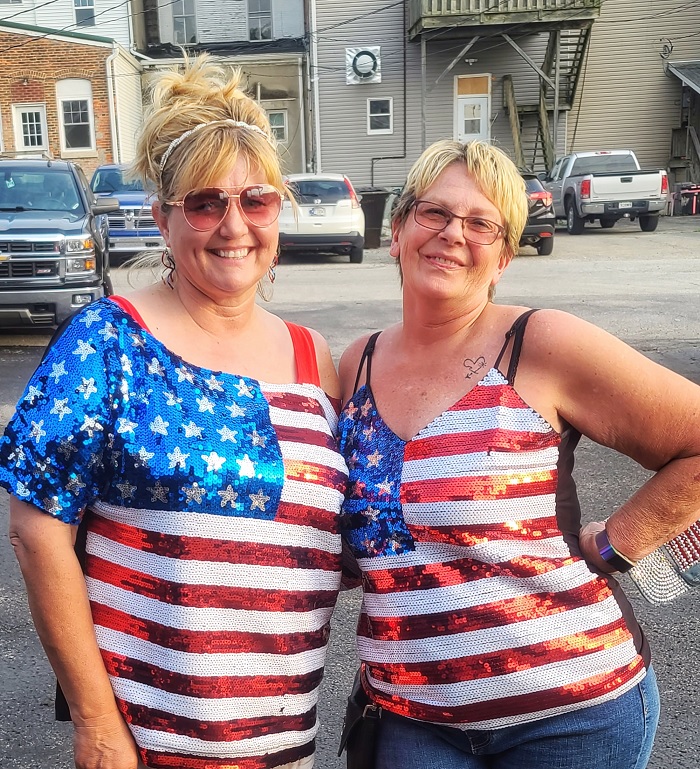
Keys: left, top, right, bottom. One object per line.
{"left": 109, "top": 295, "right": 150, "bottom": 332}
{"left": 285, "top": 321, "right": 320, "bottom": 386}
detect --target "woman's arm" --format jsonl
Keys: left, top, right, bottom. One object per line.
{"left": 308, "top": 328, "right": 341, "bottom": 401}
{"left": 9, "top": 498, "right": 139, "bottom": 769}
{"left": 526, "top": 310, "right": 700, "bottom": 569}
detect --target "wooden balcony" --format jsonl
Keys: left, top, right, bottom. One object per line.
{"left": 408, "top": 0, "right": 602, "bottom": 39}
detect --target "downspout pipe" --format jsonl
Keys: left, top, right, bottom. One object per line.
{"left": 106, "top": 43, "right": 121, "bottom": 164}
{"left": 297, "top": 56, "right": 307, "bottom": 173}
{"left": 369, "top": 0, "right": 408, "bottom": 186}
{"left": 309, "top": 0, "right": 322, "bottom": 172}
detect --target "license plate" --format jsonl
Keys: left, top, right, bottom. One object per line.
{"left": 309, "top": 207, "right": 326, "bottom": 216}
{"left": 619, "top": 201, "right": 632, "bottom": 209}
{"left": 145, "top": 241, "right": 160, "bottom": 247}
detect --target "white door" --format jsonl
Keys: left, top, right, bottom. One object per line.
{"left": 455, "top": 96, "right": 489, "bottom": 143}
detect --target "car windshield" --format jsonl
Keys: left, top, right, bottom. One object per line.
{"left": 570, "top": 155, "right": 639, "bottom": 175}
{"left": 288, "top": 179, "right": 349, "bottom": 204}
{"left": 91, "top": 168, "right": 145, "bottom": 194}
{"left": 0, "top": 168, "right": 83, "bottom": 214}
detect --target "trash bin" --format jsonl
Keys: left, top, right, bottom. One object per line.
{"left": 357, "top": 186, "right": 391, "bottom": 249}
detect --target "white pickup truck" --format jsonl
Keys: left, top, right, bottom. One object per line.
{"left": 541, "top": 150, "right": 668, "bottom": 234}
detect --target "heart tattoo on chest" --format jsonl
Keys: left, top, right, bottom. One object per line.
{"left": 463, "top": 356, "right": 487, "bottom": 379}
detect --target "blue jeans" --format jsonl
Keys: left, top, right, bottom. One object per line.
{"left": 375, "top": 667, "right": 660, "bottom": 769}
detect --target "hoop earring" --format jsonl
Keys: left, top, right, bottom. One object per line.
{"left": 161, "top": 246, "right": 175, "bottom": 289}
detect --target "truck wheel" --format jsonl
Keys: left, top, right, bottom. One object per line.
{"left": 639, "top": 215, "right": 659, "bottom": 232}
{"left": 349, "top": 246, "right": 364, "bottom": 264}
{"left": 566, "top": 200, "right": 585, "bottom": 235}
{"left": 536, "top": 237, "right": 554, "bottom": 256}
{"left": 600, "top": 218, "right": 616, "bottom": 229}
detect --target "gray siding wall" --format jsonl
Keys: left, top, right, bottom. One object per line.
{"left": 315, "top": 0, "right": 555, "bottom": 187}
{"left": 162, "top": 0, "right": 304, "bottom": 45}
{"left": 7, "top": 0, "right": 132, "bottom": 47}
{"left": 568, "top": 0, "right": 700, "bottom": 170}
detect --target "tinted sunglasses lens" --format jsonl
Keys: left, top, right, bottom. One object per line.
{"left": 240, "top": 186, "right": 281, "bottom": 225}
{"left": 182, "top": 189, "right": 228, "bottom": 229}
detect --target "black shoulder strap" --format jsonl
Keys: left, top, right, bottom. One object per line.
{"left": 352, "top": 332, "right": 381, "bottom": 395}
{"left": 493, "top": 309, "right": 540, "bottom": 385}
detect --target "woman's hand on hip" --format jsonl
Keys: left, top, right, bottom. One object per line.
{"left": 73, "top": 709, "right": 140, "bottom": 769}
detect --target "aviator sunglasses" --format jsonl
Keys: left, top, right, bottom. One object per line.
{"left": 165, "top": 185, "right": 283, "bottom": 231}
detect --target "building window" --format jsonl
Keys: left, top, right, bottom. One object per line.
{"left": 249, "top": 0, "right": 272, "bottom": 41}
{"left": 267, "top": 111, "right": 287, "bottom": 143}
{"left": 74, "top": 0, "right": 95, "bottom": 26}
{"left": 367, "top": 98, "right": 393, "bottom": 135}
{"left": 12, "top": 105, "right": 48, "bottom": 151}
{"left": 56, "top": 80, "right": 95, "bottom": 154}
{"left": 172, "top": 0, "right": 197, "bottom": 44}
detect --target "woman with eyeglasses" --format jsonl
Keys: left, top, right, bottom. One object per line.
{"left": 337, "top": 140, "right": 700, "bottom": 769}
{"left": 1, "top": 56, "right": 346, "bottom": 769}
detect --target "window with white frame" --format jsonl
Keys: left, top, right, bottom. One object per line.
{"left": 74, "top": 0, "right": 95, "bottom": 26}
{"left": 367, "top": 98, "right": 393, "bottom": 134}
{"left": 267, "top": 111, "right": 287, "bottom": 143}
{"left": 249, "top": 0, "right": 272, "bottom": 41}
{"left": 173, "top": 0, "right": 197, "bottom": 44}
{"left": 56, "top": 80, "right": 95, "bottom": 153}
{"left": 12, "top": 104, "right": 48, "bottom": 151}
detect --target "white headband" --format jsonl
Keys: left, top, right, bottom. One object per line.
{"left": 158, "top": 119, "right": 273, "bottom": 175}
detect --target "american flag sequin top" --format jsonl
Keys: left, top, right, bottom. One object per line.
{"left": 338, "top": 330, "right": 649, "bottom": 730}
{"left": 0, "top": 299, "right": 347, "bottom": 769}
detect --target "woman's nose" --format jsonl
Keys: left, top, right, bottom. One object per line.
{"left": 218, "top": 197, "right": 249, "bottom": 237}
{"left": 440, "top": 215, "right": 466, "bottom": 243}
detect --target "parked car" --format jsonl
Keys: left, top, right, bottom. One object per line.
{"left": 279, "top": 173, "right": 365, "bottom": 263}
{"left": 520, "top": 172, "right": 556, "bottom": 255}
{"left": 540, "top": 150, "right": 668, "bottom": 234}
{"left": 0, "top": 155, "right": 117, "bottom": 328}
{"left": 90, "top": 164, "right": 164, "bottom": 264}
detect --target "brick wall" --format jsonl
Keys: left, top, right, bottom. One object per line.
{"left": 0, "top": 31, "right": 114, "bottom": 177}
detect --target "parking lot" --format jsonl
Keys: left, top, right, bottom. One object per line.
{"left": 0, "top": 215, "right": 699, "bottom": 768}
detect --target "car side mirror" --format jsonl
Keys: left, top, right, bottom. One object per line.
{"left": 538, "top": 172, "right": 550, "bottom": 182}
{"left": 92, "top": 197, "right": 120, "bottom": 215}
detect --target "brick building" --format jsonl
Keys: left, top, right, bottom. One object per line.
{"left": 0, "top": 20, "right": 142, "bottom": 176}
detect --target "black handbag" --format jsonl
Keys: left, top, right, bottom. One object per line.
{"left": 338, "top": 669, "right": 382, "bottom": 769}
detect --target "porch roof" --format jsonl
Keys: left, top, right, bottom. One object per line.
{"left": 668, "top": 61, "right": 700, "bottom": 95}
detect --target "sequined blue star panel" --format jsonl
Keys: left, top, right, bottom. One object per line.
{"left": 0, "top": 299, "right": 316, "bottom": 524}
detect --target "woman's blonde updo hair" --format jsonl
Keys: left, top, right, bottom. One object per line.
{"left": 132, "top": 53, "right": 284, "bottom": 205}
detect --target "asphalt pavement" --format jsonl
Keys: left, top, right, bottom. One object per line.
{"left": 0, "top": 216, "right": 698, "bottom": 768}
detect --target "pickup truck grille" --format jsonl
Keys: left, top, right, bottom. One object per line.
{"left": 0, "top": 241, "right": 59, "bottom": 254}
{"left": 107, "top": 207, "right": 157, "bottom": 230}
{"left": 0, "top": 261, "right": 59, "bottom": 278}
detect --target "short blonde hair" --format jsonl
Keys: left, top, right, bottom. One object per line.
{"left": 393, "top": 140, "right": 528, "bottom": 262}
{"left": 132, "top": 53, "right": 285, "bottom": 205}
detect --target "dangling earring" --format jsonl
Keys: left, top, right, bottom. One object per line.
{"left": 161, "top": 246, "right": 175, "bottom": 289}
{"left": 268, "top": 246, "right": 280, "bottom": 285}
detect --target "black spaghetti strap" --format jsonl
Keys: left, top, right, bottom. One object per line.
{"left": 352, "top": 332, "right": 381, "bottom": 395}
{"left": 494, "top": 309, "right": 540, "bottom": 385}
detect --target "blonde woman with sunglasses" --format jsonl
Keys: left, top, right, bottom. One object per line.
{"left": 1, "top": 55, "right": 346, "bottom": 769}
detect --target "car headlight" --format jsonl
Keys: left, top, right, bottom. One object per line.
{"left": 65, "top": 237, "right": 94, "bottom": 252}
{"left": 66, "top": 257, "right": 96, "bottom": 273}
